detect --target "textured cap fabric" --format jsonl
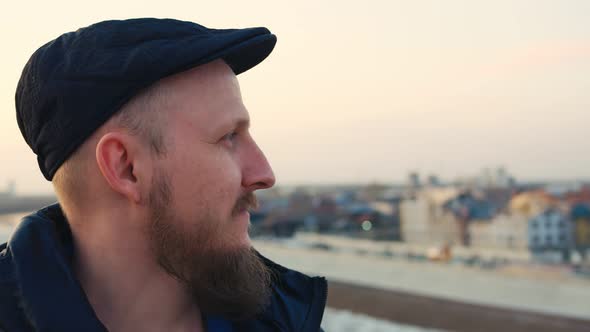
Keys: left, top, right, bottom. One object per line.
{"left": 15, "top": 18, "right": 277, "bottom": 181}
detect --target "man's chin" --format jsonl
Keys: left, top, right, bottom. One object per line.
{"left": 234, "top": 209, "right": 251, "bottom": 227}
{"left": 226, "top": 232, "right": 253, "bottom": 252}
{"left": 188, "top": 246, "right": 272, "bottom": 320}
{"left": 231, "top": 210, "right": 252, "bottom": 246}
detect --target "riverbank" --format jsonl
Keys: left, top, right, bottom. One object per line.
{"left": 253, "top": 239, "right": 590, "bottom": 320}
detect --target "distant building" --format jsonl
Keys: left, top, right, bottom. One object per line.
{"left": 469, "top": 214, "right": 529, "bottom": 250}
{"left": 482, "top": 187, "right": 515, "bottom": 214}
{"left": 571, "top": 203, "right": 590, "bottom": 252}
{"left": 399, "top": 188, "right": 462, "bottom": 245}
{"left": 334, "top": 190, "right": 357, "bottom": 207}
{"left": 564, "top": 185, "right": 590, "bottom": 205}
{"left": 408, "top": 172, "right": 421, "bottom": 188}
{"left": 442, "top": 191, "right": 497, "bottom": 245}
{"left": 0, "top": 181, "right": 16, "bottom": 198}
{"left": 406, "top": 172, "right": 421, "bottom": 197}
{"left": 312, "top": 196, "right": 339, "bottom": 232}
{"left": 287, "top": 189, "right": 314, "bottom": 217}
{"left": 444, "top": 192, "right": 496, "bottom": 220}
{"left": 358, "top": 183, "right": 389, "bottom": 202}
{"left": 528, "top": 208, "right": 573, "bottom": 260}
{"left": 545, "top": 182, "right": 584, "bottom": 198}
{"left": 493, "top": 167, "right": 515, "bottom": 188}
{"left": 477, "top": 168, "right": 494, "bottom": 188}
{"left": 426, "top": 174, "right": 441, "bottom": 187}
{"left": 509, "top": 190, "right": 556, "bottom": 218}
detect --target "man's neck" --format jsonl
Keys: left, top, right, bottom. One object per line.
{"left": 69, "top": 214, "right": 203, "bottom": 332}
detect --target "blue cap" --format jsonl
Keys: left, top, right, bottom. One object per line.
{"left": 16, "top": 18, "right": 277, "bottom": 180}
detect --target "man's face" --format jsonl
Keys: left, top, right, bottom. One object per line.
{"left": 145, "top": 60, "right": 276, "bottom": 318}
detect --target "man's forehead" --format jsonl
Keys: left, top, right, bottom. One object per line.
{"left": 165, "top": 60, "right": 237, "bottom": 91}
{"left": 160, "top": 61, "right": 249, "bottom": 130}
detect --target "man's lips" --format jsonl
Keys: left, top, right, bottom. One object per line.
{"left": 232, "top": 192, "right": 259, "bottom": 217}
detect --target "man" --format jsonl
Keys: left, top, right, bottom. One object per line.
{"left": 0, "top": 18, "right": 327, "bottom": 331}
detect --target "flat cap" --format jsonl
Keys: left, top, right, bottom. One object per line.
{"left": 16, "top": 18, "right": 277, "bottom": 180}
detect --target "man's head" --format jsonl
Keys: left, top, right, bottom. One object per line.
{"left": 131, "top": 60, "right": 276, "bottom": 318}
{"left": 16, "top": 19, "right": 278, "bottom": 320}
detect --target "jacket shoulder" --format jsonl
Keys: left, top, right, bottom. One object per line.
{"left": 233, "top": 255, "right": 327, "bottom": 332}
{"left": 0, "top": 243, "right": 33, "bottom": 332}
{"left": 269, "top": 258, "right": 327, "bottom": 332}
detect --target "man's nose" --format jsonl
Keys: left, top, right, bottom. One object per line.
{"left": 242, "top": 139, "right": 276, "bottom": 191}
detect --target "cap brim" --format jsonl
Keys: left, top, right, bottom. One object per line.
{"left": 167, "top": 27, "right": 277, "bottom": 78}
{"left": 221, "top": 33, "right": 277, "bottom": 75}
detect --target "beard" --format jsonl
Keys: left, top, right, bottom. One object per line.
{"left": 146, "top": 169, "right": 272, "bottom": 320}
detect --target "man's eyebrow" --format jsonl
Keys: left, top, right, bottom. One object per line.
{"left": 211, "top": 115, "right": 250, "bottom": 135}
{"left": 233, "top": 117, "right": 250, "bottom": 129}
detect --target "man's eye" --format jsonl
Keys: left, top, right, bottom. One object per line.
{"left": 221, "top": 131, "right": 238, "bottom": 144}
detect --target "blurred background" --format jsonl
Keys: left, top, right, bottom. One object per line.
{"left": 1, "top": 1, "right": 589, "bottom": 331}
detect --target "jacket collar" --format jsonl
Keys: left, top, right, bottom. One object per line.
{"left": 8, "top": 204, "right": 107, "bottom": 332}
{"left": 7, "top": 204, "right": 327, "bottom": 332}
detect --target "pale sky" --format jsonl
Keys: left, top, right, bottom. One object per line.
{"left": 1, "top": 0, "right": 589, "bottom": 194}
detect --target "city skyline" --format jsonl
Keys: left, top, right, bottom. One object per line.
{"left": 1, "top": 0, "right": 589, "bottom": 194}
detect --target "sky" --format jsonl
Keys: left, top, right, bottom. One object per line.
{"left": 1, "top": 0, "right": 589, "bottom": 194}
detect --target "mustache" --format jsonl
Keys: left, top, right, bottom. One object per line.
{"left": 232, "top": 192, "right": 259, "bottom": 216}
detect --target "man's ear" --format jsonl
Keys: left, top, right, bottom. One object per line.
{"left": 95, "top": 132, "right": 145, "bottom": 203}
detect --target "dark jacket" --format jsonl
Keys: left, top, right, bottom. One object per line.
{"left": 0, "top": 204, "right": 327, "bottom": 331}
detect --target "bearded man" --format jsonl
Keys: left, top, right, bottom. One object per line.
{"left": 0, "top": 18, "right": 327, "bottom": 332}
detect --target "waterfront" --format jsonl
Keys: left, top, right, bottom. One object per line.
{"left": 0, "top": 212, "right": 24, "bottom": 242}
{"left": 321, "top": 308, "right": 442, "bottom": 332}
{"left": 254, "top": 239, "right": 590, "bottom": 320}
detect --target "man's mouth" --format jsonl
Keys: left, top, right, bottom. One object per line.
{"left": 232, "top": 192, "right": 259, "bottom": 217}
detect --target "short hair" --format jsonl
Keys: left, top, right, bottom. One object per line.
{"left": 53, "top": 81, "right": 170, "bottom": 213}
{"left": 110, "top": 81, "right": 170, "bottom": 156}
